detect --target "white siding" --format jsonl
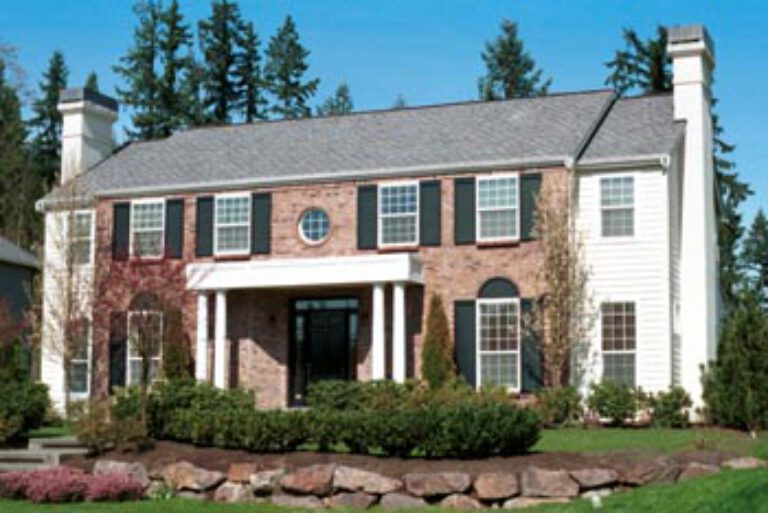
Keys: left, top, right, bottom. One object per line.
{"left": 668, "top": 150, "right": 684, "bottom": 385}
{"left": 575, "top": 167, "right": 672, "bottom": 394}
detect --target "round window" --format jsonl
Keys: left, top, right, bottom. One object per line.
{"left": 299, "top": 208, "right": 330, "bottom": 244}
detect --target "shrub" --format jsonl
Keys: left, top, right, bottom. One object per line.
{"left": 649, "top": 386, "right": 692, "bottom": 428}
{"left": 587, "top": 381, "right": 637, "bottom": 426}
{"left": 0, "top": 382, "right": 49, "bottom": 442}
{"left": 69, "top": 400, "right": 144, "bottom": 454}
{"left": 25, "top": 467, "right": 89, "bottom": 503}
{"left": 86, "top": 472, "right": 145, "bottom": 502}
{"left": 0, "top": 471, "right": 29, "bottom": 499}
{"left": 420, "top": 294, "right": 456, "bottom": 388}
{"left": 536, "top": 386, "right": 583, "bottom": 426}
{"left": 306, "top": 380, "right": 369, "bottom": 411}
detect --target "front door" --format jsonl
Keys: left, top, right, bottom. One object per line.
{"left": 290, "top": 298, "right": 359, "bottom": 406}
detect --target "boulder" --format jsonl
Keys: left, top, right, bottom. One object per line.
{"left": 176, "top": 490, "right": 209, "bottom": 502}
{"left": 281, "top": 464, "right": 336, "bottom": 496}
{"left": 721, "top": 457, "right": 766, "bottom": 470}
{"left": 622, "top": 459, "right": 680, "bottom": 486}
{"left": 440, "top": 493, "right": 483, "bottom": 509}
{"left": 678, "top": 462, "right": 720, "bottom": 481}
{"left": 379, "top": 492, "right": 428, "bottom": 509}
{"left": 473, "top": 472, "right": 519, "bottom": 501}
{"left": 569, "top": 468, "right": 619, "bottom": 490}
{"left": 581, "top": 488, "right": 613, "bottom": 500}
{"left": 161, "top": 461, "right": 226, "bottom": 492}
{"left": 520, "top": 468, "right": 579, "bottom": 498}
{"left": 503, "top": 497, "right": 571, "bottom": 509}
{"left": 328, "top": 492, "right": 377, "bottom": 509}
{"left": 93, "top": 459, "right": 150, "bottom": 488}
{"left": 214, "top": 482, "right": 254, "bottom": 503}
{"left": 228, "top": 463, "right": 259, "bottom": 483}
{"left": 404, "top": 472, "right": 471, "bottom": 497}
{"left": 271, "top": 494, "right": 325, "bottom": 508}
{"left": 334, "top": 465, "right": 402, "bottom": 494}
{"left": 250, "top": 469, "right": 285, "bottom": 495}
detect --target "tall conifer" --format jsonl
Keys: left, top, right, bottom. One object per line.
{"left": 158, "top": 0, "right": 193, "bottom": 135}
{"left": 316, "top": 83, "right": 353, "bottom": 117}
{"left": 29, "top": 51, "right": 68, "bottom": 187}
{"left": 234, "top": 20, "right": 266, "bottom": 122}
{"left": 198, "top": 0, "right": 242, "bottom": 123}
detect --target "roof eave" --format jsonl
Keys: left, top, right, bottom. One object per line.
{"left": 574, "top": 153, "right": 672, "bottom": 171}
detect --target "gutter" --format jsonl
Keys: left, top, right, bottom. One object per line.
{"left": 574, "top": 154, "right": 671, "bottom": 172}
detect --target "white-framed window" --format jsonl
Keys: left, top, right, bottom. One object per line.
{"left": 127, "top": 311, "right": 163, "bottom": 386}
{"left": 477, "top": 174, "right": 520, "bottom": 242}
{"left": 71, "top": 210, "right": 94, "bottom": 266}
{"left": 299, "top": 208, "right": 331, "bottom": 244}
{"left": 476, "top": 298, "right": 521, "bottom": 391}
{"left": 130, "top": 199, "right": 165, "bottom": 258}
{"left": 378, "top": 182, "right": 419, "bottom": 247}
{"left": 600, "top": 176, "right": 634, "bottom": 237}
{"left": 68, "top": 318, "right": 91, "bottom": 397}
{"left": 601, "top": 301, "right": 636, "bottom": 386}
{"left": 214, "top": 194, "right": 251, "bottom": 255}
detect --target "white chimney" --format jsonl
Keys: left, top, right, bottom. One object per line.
{"left": 667, "top": 25, "right": 717, "bottom": 406}
{"left": 57, "top": 88, "right": 118, "bottom": 186}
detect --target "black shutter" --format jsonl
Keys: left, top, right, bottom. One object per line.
{"left": 112, "top": 202, "right": 130, "bottom": 260}
{"left": 521, "top": 297, "right": 544, "bottom": 392}
{"left": 109, "top": 311, "right": 128, "bottom": 391}
{"left": 454, "top": 177, "right": 475, "bottom": 245}
{"left": 195, "top": 196, "right": 214, "bottom": 257}
{"left": 165, "top": 198, "right": 184, "bottom": 258}
{"left": 454, "top": 300, "right": 476, "bottom": 387}
{"left": 419, "top": 180, "right": 441, "bottom": 246}
{"left": 520, "top": 173, "right": 542, "bottom": 241}
{"left": 357, "top": 184, "right": 378, "bottom": 250}
{"left": 252, "top": 193, "right": 271, "bottom": 254}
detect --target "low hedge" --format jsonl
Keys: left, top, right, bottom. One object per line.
{"left": 0, "top": 382, "right": 49, "bottom": 443}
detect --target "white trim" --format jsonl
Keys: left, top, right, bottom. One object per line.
{"left": 476, "top": 173, "right": 521, "bottom": 243}
{"left": 213, "top": 192, "right": 252, "bottom": 256}
{"left": 129, "top": 198, "right": 166, "bottom": 258}
{"left": 214, "top": 290, "right": 228, "bottom": 389}
{"left": 599, "top": 174, "right": 635, "bottom": 239}
{"left": 377, "top": 181, "right": 420, "bottom": 248}
{"left": 195, "top": 293, "right": 209, "bottom": 382}
{"left": 72, "top": 209, "right": 95, "bottom": 267}
{"left": 126, "top": 310, "right": 164, "bottom": 386}
{"left": 598, "top": 300, "right": 638, "bottom": 386}
{"left": 475, "top": 297, "right": 522, "bottom": 392}
{"left": 298, "top": 207, "right": 331, "bottom": 246}
{"left": 392, "top": 282, "right": 406, "bottom": 383}
{"left": 68, "top": 318, "right": 92, "bottom": 400}
{"left": 371, "top": 283, "right": 386, "bottom": 380}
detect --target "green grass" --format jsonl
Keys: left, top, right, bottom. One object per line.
{"left": 534, "top": 427, "right": 768, "bottom": 458}
{"left": 1, "top": 469, "right": 767, "bottom": 513}
{"left": 25, "top": 425, "right": 73, "bottom": 439}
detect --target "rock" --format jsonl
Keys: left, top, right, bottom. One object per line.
{"left": 503, "top": 497, "right": 571, "bottom": 509}
{"left": 281, "top": 464, "right": 336, "bottom": 496}
{"left": 569, "top": 468, "right": 619, "bottom": 490}
{"left": 404, "top": 472, "right": 472, "bottom": 497}
{"left": 144, "top": 480, "right": 171, "bottom": 499}
{"left": 581, "top": 488, "right": 612, "bottom": 499}
{"left": 214, "top": 482, "right": 254, "bottom": 503}
{"left": 177, "top": 490, "right": 209, "bottom": 502}
{"left": 379, "top": 492, "right": 428, "bottom": 509}
{"left": 250, "top": 469, "right": 285, "bottom": 495}
{"left": 334, "top": 465, "right": 403, "bottom": 494}
{"left": 271, "top": 494, "right": 325, "bottom": 508}
{"left": 441, "top": 494, "right": 483, "bottom": 509}
{"left": 228, "top": 463, "right": 259, "bottom": 483}
{"left": 161, "top": 461, "right": 226, "bottom": 492}
{"left": 722, "top": 457, "right": 767, "bottom": 470}
{"left": 328, "top": 492, "right": 377, "bottom": 509}
{"left": 474, "top": 472, "right": 519, "bottom": 501}
{"left": 622, "top": 459, "right": 680, "bottom": 486}
{"left": 678, "top": 462, "right": 720, "bottom": 481}
{"left": 93, "top": 459, "right": 150, "bottom": 488}
{"left": 520, "top": 468, "right": 579, "bottom": 498}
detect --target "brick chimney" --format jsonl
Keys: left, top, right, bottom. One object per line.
{"left": 57, "top": 88, "right": 118, "bottom": 186}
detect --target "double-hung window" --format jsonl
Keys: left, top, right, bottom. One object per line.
{"left": 600, "top": 176, "right": 634, "bottom": 237}
{"left": 477, "top": 299, "right": 521, "bottom": 390}
{"left": 378, "top": 182, "right": 418, "bottom": 247}
{"left": 130, "top": 200, "right": 165, "bottom": 257}
{"left": 127, "top": 311, "right": 163, "bottom": 386}
{"left": 68, "top": 318, "right": 91, "bottom": 396}
{"left": 215, "top": 194, "right": 251, "bottom": 255}
{"left": 601, "top": 301, "right": 636, "bottom": 386}
{"left": 71, "top": 211, "right": 94, "bottom": 266}
{"left": 477, "top": 175, "right": 519, "bottom": 242}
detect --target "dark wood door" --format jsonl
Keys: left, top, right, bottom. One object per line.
{"left": 307, "top": 309, "right": 349, "bottom": 382}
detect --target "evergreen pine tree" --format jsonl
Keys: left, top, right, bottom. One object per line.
{"left": 392, "top": 93, "right": 407, "bottom": 109}
{"left": 316, "top": 83, "right": 353, "bottom": 117}
{"left": 742, "top": 210, "right": 768, "bottom": 295}
{"left": 157, "top": 0, "right": 193, "bottom": 135}
{"left": 179, "top": 55, "right": 207, "bottom": 127}
{"left": 29, "top": 51, "right": 68, "bottom": 187}
{"left": 605, "top": 27, "right": 671, "bottom": 96}
{"left": 234, "top": 20, "right": 267, "bottom": 122}
{"left": 478, "top": 19, "right": 551, "bottom": 101}
{"left": 420, "top": 294, "right": 456, "bottom": 388}
{"left": 264, "top": 15, "right": 319, "bottom": 119}
{"left": 114, "top": 0, "right": 163, "bottom": 140}
{"left": 84, "top": 71, "right": 99, "bottom": 92}
{"left": 198, "top": 0, "right": 242, "bottom": 123}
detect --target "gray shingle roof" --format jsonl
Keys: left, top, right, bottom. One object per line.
{"left": 0, "top": 237, "right": 38, "bottom": 269}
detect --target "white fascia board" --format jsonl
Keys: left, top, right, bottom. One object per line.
{"left": 186, "top": 253, "right": 424, "bottom": 291}
{"left": 575, "top": 154, "right": 671, "bottom": 172}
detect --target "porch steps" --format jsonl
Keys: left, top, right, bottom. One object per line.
{"left": 0, "top": 437, "right": 88, "bottom": 472}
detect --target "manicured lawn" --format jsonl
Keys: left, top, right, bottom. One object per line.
{"left": 1, "top": 469, "right": 767, "bottom": 513}
{"left": 25, "top": 425, "right": 73, "bottom": 439}
{"left": 534, "top": 427, "right": 768, "bottom": 458}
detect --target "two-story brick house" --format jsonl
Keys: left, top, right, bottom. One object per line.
{"left": 40, "top": 25, "right": 718, "bottom": 411}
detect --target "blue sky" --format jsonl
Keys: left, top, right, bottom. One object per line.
{"left": 2, "top": 0, "right": 766, "bottom": 219}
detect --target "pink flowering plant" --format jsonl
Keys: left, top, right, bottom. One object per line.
{"left": 0, "top": 466, "right": 143, "bottom": 503}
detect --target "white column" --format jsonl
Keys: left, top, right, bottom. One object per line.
{"left": 195, "top": 293, "right": 209, "bottom": 382}
{"left": 214, "top": 290, "right": 228, "bottom": 389}
{"left": 371, "top": 283, "right": 386, "bottom": 380}
{"left": 392, "top": 282, "right": 406, "bottom": 383}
